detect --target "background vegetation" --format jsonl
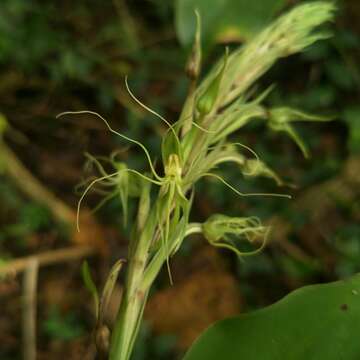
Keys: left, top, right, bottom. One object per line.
{"left": 0, "top": 0, "right": 359, "bottom": 359}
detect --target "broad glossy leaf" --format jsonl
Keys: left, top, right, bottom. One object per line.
{"left": 183, "top": 273, "right": 360, "bottom": 360}
{"left": 175, "top": 0, "right": 286, "bottom": 47}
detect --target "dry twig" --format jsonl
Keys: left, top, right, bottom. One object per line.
{"left": 22, "top": 259, "right": 39, "bottom": 360}
{"left": 0, "top": 246, "right": 95, "bottom": 277}
{"left": 0, "top": 142, "right": 75, "bottom": 224}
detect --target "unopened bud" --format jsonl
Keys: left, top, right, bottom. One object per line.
{"left": 186, "top": 10, "right": 202, "bottom": 80}
{"left": 197, "top": 49, "right": 228, "bottom": 115}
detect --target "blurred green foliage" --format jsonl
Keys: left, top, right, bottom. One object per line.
{"left": 0, "top": 174, "right": 54, "bottom": 252}
{"left": 343, "top": 107, "right": 360, "bottom": 152}
{"left": 0, "top": 0, "right": 95, "bottom": 79}
{"left": 176, "top": 0, "right": 286, "bottom": 46}
{"left": 43, "top": 306, "right": 85, "bottom": 341}
{"left": 6, "top": 203, "right": 51, "bottom": 234}
{"left": 132, "top": 323, "right": 177, "bottom": 360}
{"left": 333, "top": 224, "right": 360, "bottom": 276}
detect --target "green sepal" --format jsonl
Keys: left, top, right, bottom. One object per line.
{"left": 161, "top": 126, "right": 183, "bottom": 167}
{"left": 268, "top": 107, "right": 334, "bottom": 158}
{"left": 241, "top": 158, "right": 286, "bottom": 186}
{"left": 181, "top": 126, "right": 198, "bottom": 162}
{"left": 196, "top": 48, "right": 229, "bottom": 115}
{"left": 114, "top": 163, "right": 130, "bottom": 226}
{"left": 203, "top": 214, "right": 268, "bottom": 256}
{"left": 135, "top": 174, "right": 152, "bottom": 234}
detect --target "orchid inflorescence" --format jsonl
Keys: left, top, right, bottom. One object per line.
{"left": 58, "top": 2, "right": 336, "bottom": 359}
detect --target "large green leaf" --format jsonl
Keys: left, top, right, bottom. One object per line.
{"left": 183, "top": 273, "right": 360, "bottom": 360}
{"left": 175, "top": 0, "right": 286, "bottom": 47}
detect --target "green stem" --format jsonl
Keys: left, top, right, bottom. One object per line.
{"left": 109, "top": 286, "right": 148, "bottom": 360}
{"left": 109, "top": 210, "right": 156, "bottom": 360}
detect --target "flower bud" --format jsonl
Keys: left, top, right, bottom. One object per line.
{"left": 196, "top": 49, "right": 228, "bottom": 115}
{"left": 186, "top": 10, "right": 202, "bottom": 80}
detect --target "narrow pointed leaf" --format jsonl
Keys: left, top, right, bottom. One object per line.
{"left": 82, "top": 260, "right": 99, "bottom": 318}
{"left": 98, "top": 259, "right": 125, "bottom": 326}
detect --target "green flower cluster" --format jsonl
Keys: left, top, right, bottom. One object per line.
{"left": 63, "top": 2, "right": 336, "bottom": 359}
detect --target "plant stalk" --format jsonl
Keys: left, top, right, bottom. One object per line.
{"left": 109, "top": 205, "right": 157, "bottom": 360}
